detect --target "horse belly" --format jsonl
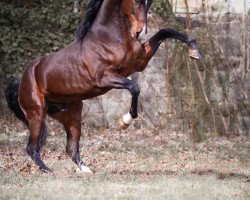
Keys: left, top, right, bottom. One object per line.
{"left": 38, "top": 67, "right": 101, "bottom": 101}
{"left": 45, "top": 86, "right": 110, "bottom": 103}
{"left": 44, "top": 76, "right": 111, "bottom": 102}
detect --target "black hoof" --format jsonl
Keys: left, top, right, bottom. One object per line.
{"left": 39, "top": 166, "right": 52, "bottom": 173}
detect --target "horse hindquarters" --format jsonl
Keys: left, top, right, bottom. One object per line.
{"left": 4, "top": 76, "right": 49, "bottom": 171}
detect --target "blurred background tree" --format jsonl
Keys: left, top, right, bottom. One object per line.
{"left": 0, "top": 0, "right": 88, "bottom": 79}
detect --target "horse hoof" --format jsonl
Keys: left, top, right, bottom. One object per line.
{"left": 40, "top": 166, "right": 52, "bottom": 173}
{"left": 189, "top": 49, "right": 201, "bottom": 60}
{"left": 80, "top": 165, "right": 93, "bottom": 174}
{"left": 118, "top": 113, "right": 132, "bottom": 129}
{"left": 118, "top": 118, "right": 130, "bottom": 129}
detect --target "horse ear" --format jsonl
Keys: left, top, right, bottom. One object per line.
{"left": 146, "top": 0, "right": 153, "bottom": 11}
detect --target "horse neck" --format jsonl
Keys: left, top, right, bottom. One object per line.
{"left": 93, "top": 0, "right": 129, "bottom": 37}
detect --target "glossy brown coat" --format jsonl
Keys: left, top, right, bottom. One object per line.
{"left": 5, "top": 0, "right": 200, "bottom": 172}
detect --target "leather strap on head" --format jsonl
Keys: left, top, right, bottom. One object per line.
{"left": 137, "top": 0, "right": 153, "bottom": 34}
{"left": 137, "top": 0, "right": 147, "bottom": 33}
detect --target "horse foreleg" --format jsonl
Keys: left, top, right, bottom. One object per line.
{"left": 48, "top": 102, "right": 92, "bottom": 174}
{"left": 142, "top": 28, "right": 201, "bottom": 61}
{"left": 119, "top": 78, "right": 140, "bottom": 129}
{"left": 99, "top": 74, "right": 140, "bottom": 129}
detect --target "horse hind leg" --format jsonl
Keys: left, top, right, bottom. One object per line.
{"left": 22, "top": 106, "right": 50, "bottom": 172}
{"left": 19, "top": 82, "right": 50, "bottom": 172}
{"left": 26, "top": 119, "right": 50, "bottom": 172}
{"left": 48, "top": 102, "right": 93, "bottom": 174}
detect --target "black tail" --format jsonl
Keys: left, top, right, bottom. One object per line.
{"left": 4, "top": 78, "right": 29, "bottom": 127}
{"left": 4, "top": 77, "right": 48, "bottom": 147}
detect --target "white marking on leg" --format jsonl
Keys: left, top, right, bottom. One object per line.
{"left": 123, "top": 112, "right": 133, "bottom": 125}
{"left": 80, "top": 165, "right": 93, "bottom": 174}
{"left": 139, "top": 25, "right": 147, "bottom": 38}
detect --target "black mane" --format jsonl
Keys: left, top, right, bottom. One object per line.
{"left": 75, "top": 0, "right": 104, "bottom": 45}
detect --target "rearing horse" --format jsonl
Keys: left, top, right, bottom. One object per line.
{"left": 5, "top": 0, "right": 200, "bottom": 173}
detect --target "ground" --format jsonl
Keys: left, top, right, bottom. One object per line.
{"left": 0, "top": 118, "right": 249, "bottom": 200}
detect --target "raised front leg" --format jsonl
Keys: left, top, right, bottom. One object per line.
{"left": 143, "top": 28, "right": 201, "bottom": 61}
{"left": 118, "top": 78, "right": 140, "bottom": 129}
{"left": 98, "top": 74, "right": 140, "bottom": 129}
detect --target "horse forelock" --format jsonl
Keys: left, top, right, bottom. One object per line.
{"left": 75, "top": 0, "right": 104, "bottom": 45}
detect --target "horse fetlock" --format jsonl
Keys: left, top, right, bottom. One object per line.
{"left": 26, "top": 145, "right": 50, "bottom": 172}
{"left": 186, "top": 36, "right": 201, "bottom": 60}
{"left": 26, "top": 144, "right": 39, "bottom": 156}
{"left": 67, "top": 148, "right": 80, "bottom": 164}
{"left": 187, "top": 36, "right": 196, "bottom": 45}
{"left": 66, "top": 145, "right": 73, "bottom": 156}
{"left": 130, "top": 110, "right": 138, "bottom": 119}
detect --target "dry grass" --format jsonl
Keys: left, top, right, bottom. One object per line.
{"left": 0, "top": 119, "right": 249, "bottom": 199}
{"left": 0, "top": 173, "right": 248, "bottom": 200}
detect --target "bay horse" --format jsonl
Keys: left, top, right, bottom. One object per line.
{"left": 122, "top": 0, "right": 146, "bottom": 38}
{"left": 4, "top": 0, "right": 200, "bottom": 174}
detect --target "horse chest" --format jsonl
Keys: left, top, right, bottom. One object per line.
{"left": 111, "top": 40, "right": 143, "bottom": 72}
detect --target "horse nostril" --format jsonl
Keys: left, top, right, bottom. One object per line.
{"left": 136, "top": 32, "right": 141, "bottom": 38}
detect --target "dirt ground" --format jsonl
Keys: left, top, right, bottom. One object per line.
{"left": 0, "top": 118, "right": 249, "bottom": 199}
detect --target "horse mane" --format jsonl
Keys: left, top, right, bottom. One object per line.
{"left": 75, "top": 0, "right": 104, "bottom": 45}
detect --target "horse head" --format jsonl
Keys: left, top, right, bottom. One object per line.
{"left": 138, "top": 0, "right": 154, "bottom": 36}
{"left": 122, "top": 0, "right": 154, "bottom": 38}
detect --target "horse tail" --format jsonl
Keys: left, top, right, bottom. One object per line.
{"left": 4, "top": 77, "right": 29, "bottom": 127}
{"left": 4, "top": 77, "right": 48, "bottom": 147}
{"left": 75, "top": 0, "right": 104, "bottom": 45}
